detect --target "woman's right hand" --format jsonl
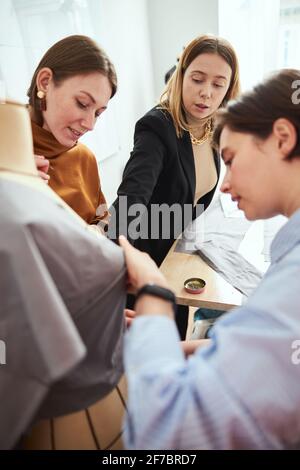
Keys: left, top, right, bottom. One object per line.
{"left": 118, "top": 235, "right": 168, "bottom": 291}
{"left": 119, "top": 236, "right": 174, "bottom": 319}
{"left": 34, "top": 155, "right": 50, "bottom": 183}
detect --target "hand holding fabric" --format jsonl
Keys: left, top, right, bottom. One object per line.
{"left": 34, "top": 155, "right": 50, "bottom": 183}
{"left": 118, "top": 235, "right": 167, "bottom": 291}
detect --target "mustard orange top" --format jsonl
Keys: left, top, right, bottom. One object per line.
{"left": 31, "top": 121, "right": 108, "bottom": 225}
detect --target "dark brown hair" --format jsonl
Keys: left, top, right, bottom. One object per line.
{"left": 27, "top": 35, "right": 117, "bottom": 125}
{"left": 160, "top": 34, "right": 240, "bottom": 137}
{"left": 213, "top": 69, "right": 300, "bottom": 159}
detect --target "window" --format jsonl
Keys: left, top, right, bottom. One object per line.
{"left": 278, "top": 0, "right": 300, "bottom": 68}
{"left": 219, "top": 0, "right": 300, "bottom": 92}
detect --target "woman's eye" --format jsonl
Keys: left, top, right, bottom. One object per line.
{"left": 214, "top": 83, "right": 224, "bottom": 88}
{"left": 192, "top": 78, "right": 203, "bottom": 84}
{"left": 77, "top": 100, "right": 87, "bottom": 109}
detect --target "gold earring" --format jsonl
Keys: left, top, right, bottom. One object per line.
{"left": 37, "top": 90, "right": 47, "bottom": 111}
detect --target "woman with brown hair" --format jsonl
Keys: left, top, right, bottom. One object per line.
{"left": 29, "top": 35, "right": 117, "bottom": 226}
{"left": 109, "top": 34, "right": 240, "bottom": 337}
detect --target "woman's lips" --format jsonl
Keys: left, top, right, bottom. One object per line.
{"left": 68, "top": 127, "right": 82, "bottom": 140}
{"left": 195, "top": 104, "right": 209, "bottom": 112}
{"left": 232, "top": 196, "right": 242, "bottom": 209}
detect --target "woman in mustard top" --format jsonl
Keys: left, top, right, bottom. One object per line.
{"left": 28, "top": 34, "right": 116, "bottom": 226}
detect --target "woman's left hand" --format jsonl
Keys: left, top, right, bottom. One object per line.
{"left": 181, "top": 339, "right": 211, "bottom": 357}
{"left": 34, "top": 155, "right": 50, "bottom": 183}
{"left": 124, "top": 309, "right": 136, "bottom": 328}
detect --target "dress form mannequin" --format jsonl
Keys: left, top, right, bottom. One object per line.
{"left": 0, "top": 101, "right": 126, "bottom": 450}
{"left": 0, "top": 101, "right": 38, "bottom": 174}
{"left": 22, "top": 376, "right": 127, "bottom": 450}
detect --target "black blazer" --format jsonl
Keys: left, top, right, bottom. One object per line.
{"left": 109, "top": 107, "right": 220, "bottom": 266}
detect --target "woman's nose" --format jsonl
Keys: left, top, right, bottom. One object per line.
{"left": 81, "top": 112, "right": 96, "bottom": 131}
{"left": 200, "top": 84, "right": 212, "bottom": 99}
{"left": 220, "top": 173, "right": 231, "bottom": 193}
{"left": 221, "top": 181, "right": 230, "bottom": 193}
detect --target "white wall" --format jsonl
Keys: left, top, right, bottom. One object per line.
{"left": 0, "top": 0, "right": 31, "bottom": 101}
{"left": 147, "top": 0, "right": 219, "bottom": 99}
{"left": 0, "top": 0, "right": 156, "bottom": 206}
{"left": 0, "top": 0, "right": 219, "bottom": 206}
{"left": 98, "top": 0, "right": 219, "bottom": 203}
{"left": 89, "top": 0, "right": 156, "bottom": 204}
{"left": 219, "top": 0, "right": 281, "bottom": 92}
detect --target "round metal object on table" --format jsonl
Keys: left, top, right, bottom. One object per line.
{"left": 184, "top": 277, "right": 206, "bottom": 294}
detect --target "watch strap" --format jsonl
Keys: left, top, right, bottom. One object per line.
{"left": 135, "top": 283, "right": 177, "bottom": 315}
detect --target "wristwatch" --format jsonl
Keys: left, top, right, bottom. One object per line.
{"left": 135, "top": 283, "right": 177, "bottom": 315}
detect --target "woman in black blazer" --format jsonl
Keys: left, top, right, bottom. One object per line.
{"left": 109, "top": 35, "right": 240, "bottom": 337}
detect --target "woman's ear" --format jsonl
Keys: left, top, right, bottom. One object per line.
{"left": 36, "top": 67, "right": 53, "bottom": 93}
{"left": 273, "top": 118, "right": 297, "bottom": 158}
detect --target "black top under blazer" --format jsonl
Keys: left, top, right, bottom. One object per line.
{"left": 110, "top": 107, "right": 220, "bottom": 266}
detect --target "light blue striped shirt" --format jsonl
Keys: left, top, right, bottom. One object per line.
{"left": 124, "top": 209, "right": 300, "bottom": 449}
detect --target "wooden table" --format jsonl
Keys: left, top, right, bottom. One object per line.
{"left": 160, "top": 240, "right": 243, "bottom": 311}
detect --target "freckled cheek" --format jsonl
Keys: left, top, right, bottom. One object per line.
{"left": 213, "top": 94, "right": 225, "bottom": 108}
{"left": 182, "top": 95, "right": 189, "bottom": 111}
{"left": 53, "top": 112, "right": 66, "bottom": 130}
{"left": 183, "top": 84, "right": 195, "bottom": 100}
{"left": 61, "top": 109, "right": 77, "bottom": 128}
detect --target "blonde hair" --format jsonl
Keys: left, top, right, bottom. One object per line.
{"left": 160, "top": 35, "right": 240, "bottom": 137}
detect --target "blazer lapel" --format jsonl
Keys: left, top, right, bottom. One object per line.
{"left": 177, "top": 130, "right": 195, "bottom": 201}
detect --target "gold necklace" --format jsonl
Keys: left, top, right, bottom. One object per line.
{"left": 189, "top": 119, "right": 212, "bottom": 146}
